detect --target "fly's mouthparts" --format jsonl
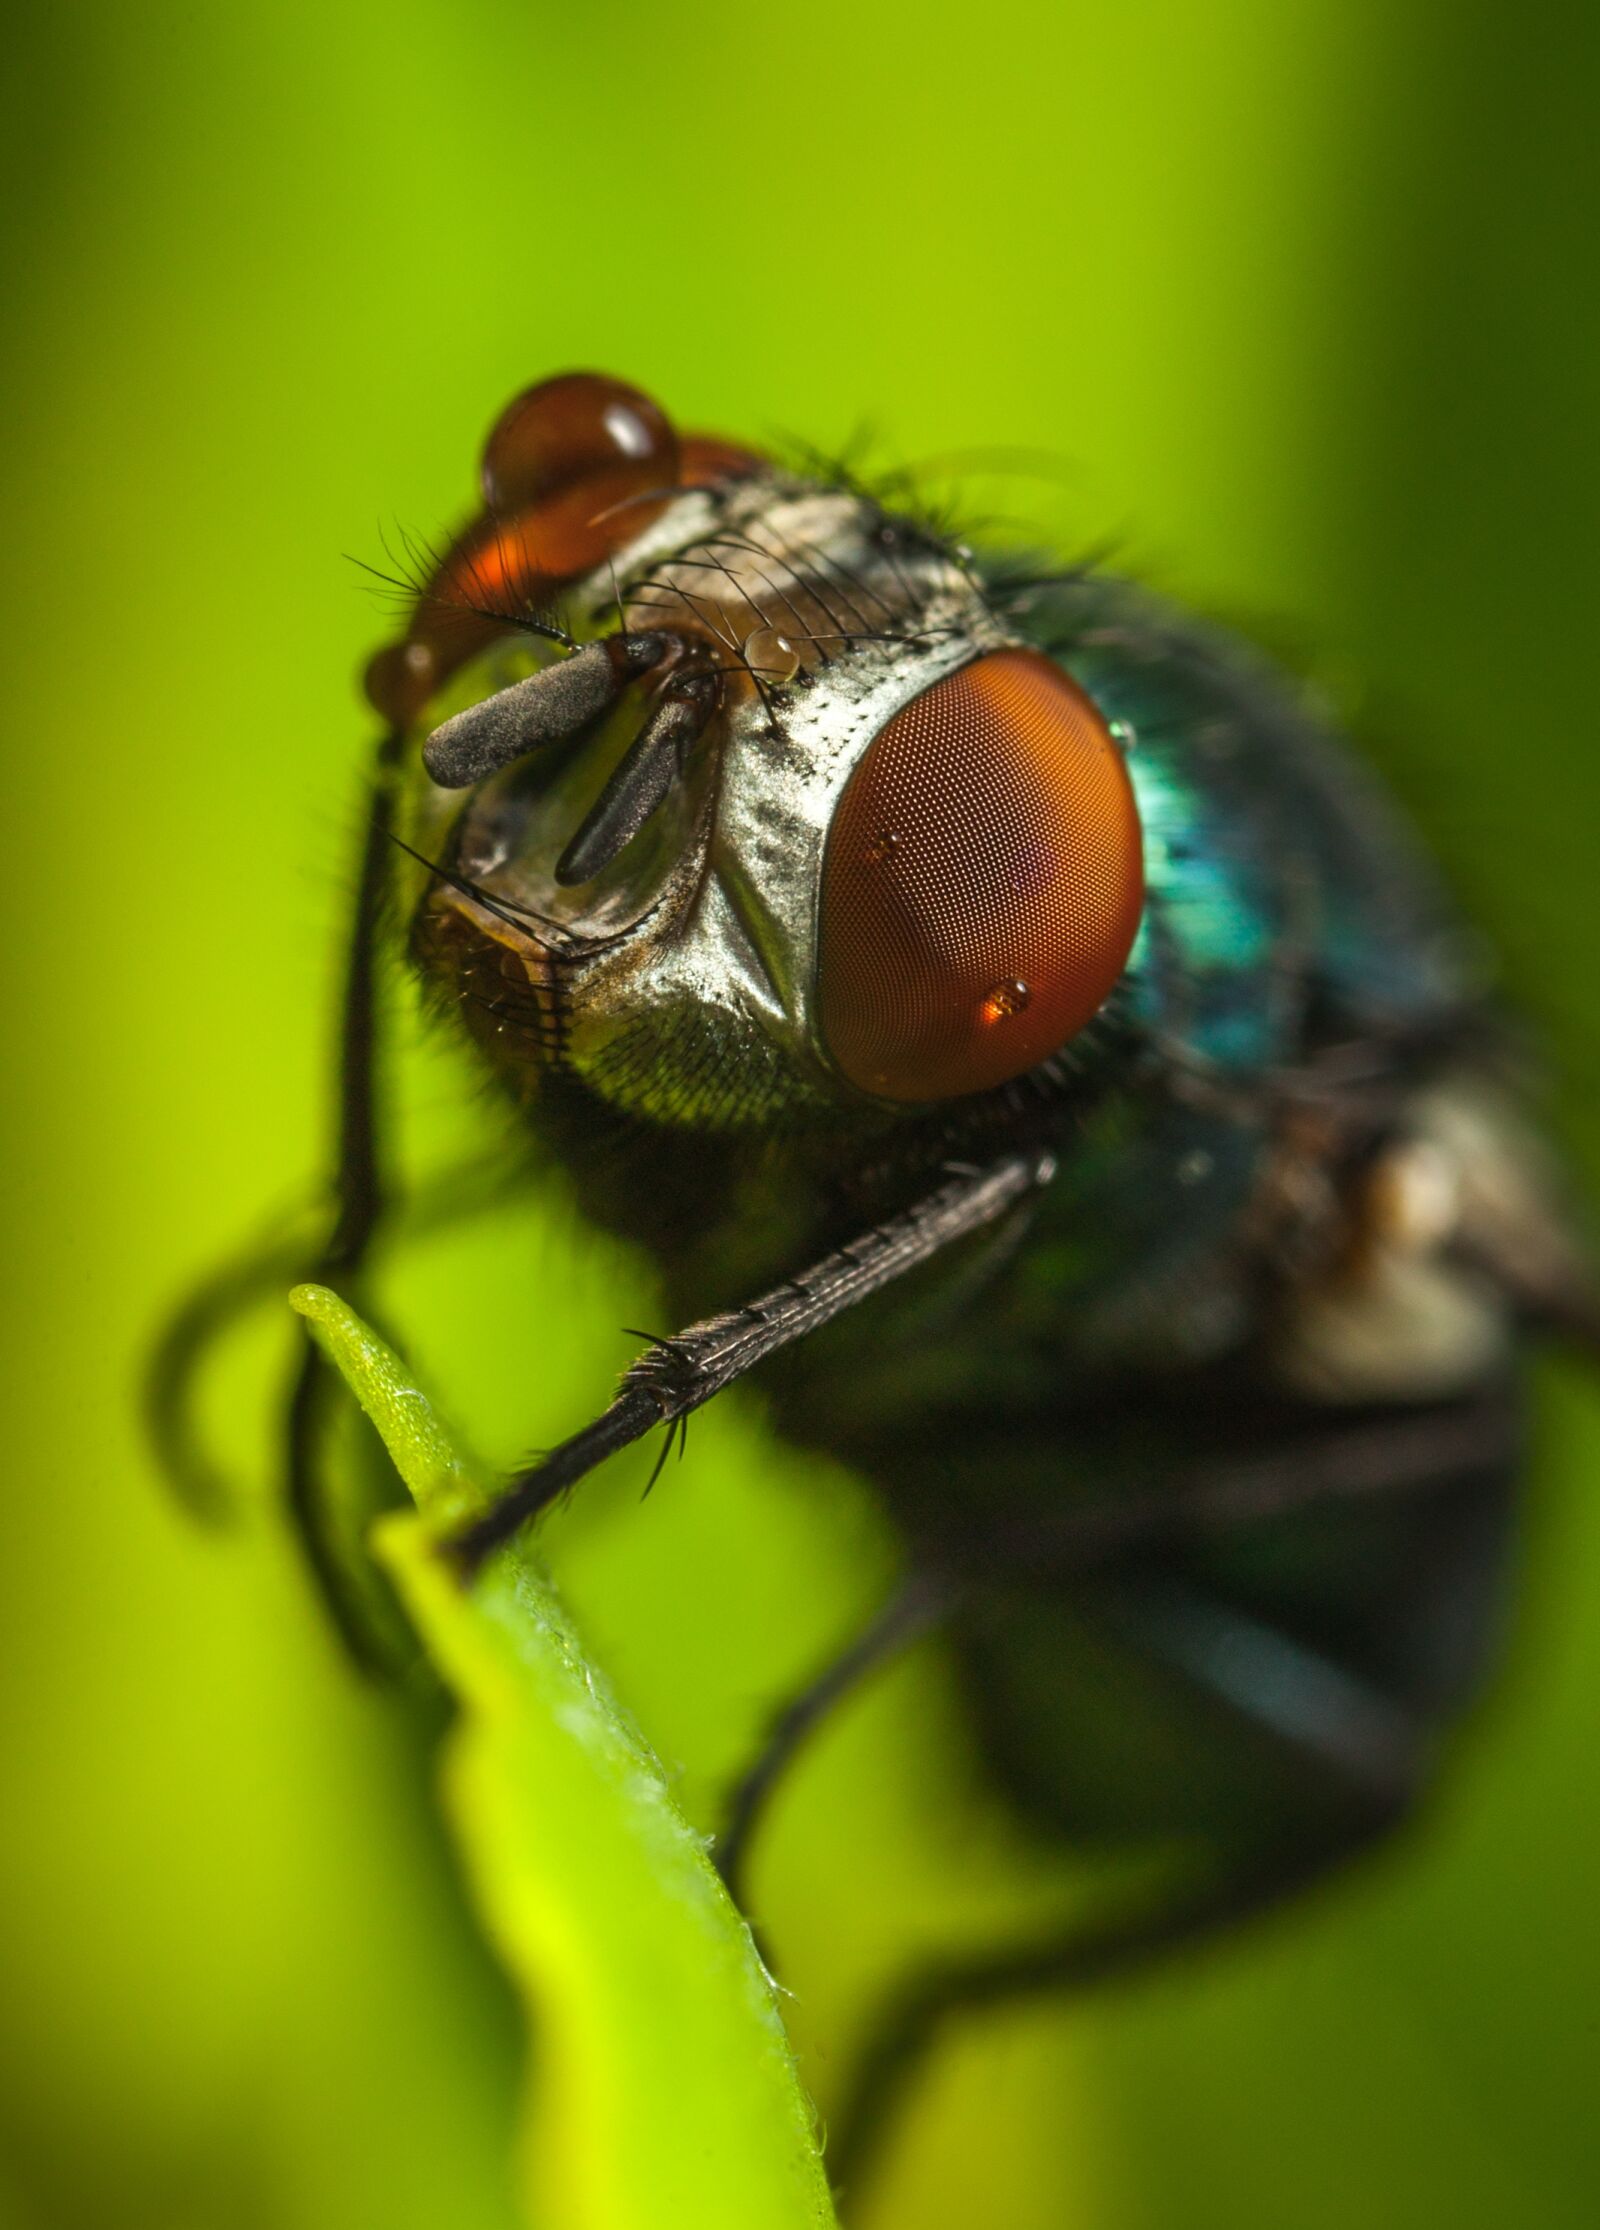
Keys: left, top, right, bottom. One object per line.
{"left": 555, "top": 668, "right": 723, "bottom": 887}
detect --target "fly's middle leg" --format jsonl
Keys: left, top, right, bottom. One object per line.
{"left": 815, "top": 1396, "right": 1517, "bottom": 2207}
{"left": 715, "top": 1572, "right": 956, "bottom": 1918}
{"left": 825, "top": 1590, "right": 1428, "bottom": 2211}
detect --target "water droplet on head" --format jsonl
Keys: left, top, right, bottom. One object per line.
{"left": 980, "top": 979, "right": 1031, "bottom": 1025}
{"left": 364, "top": 637, "right": 438, "bottom": 725}
{"left": 742, "top": 626, "right": 801, "bottom": 686}
{"left": 602, "top": 401, "right": 656, "bottom": 460}
{"left": 480, "top": 373, "right": 677, "bottom": 510}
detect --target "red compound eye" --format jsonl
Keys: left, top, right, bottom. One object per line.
{"left": 817, "top": 648, "right": 1143, "bottom": 1101}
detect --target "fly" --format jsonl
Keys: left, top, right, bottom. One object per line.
{"left": 152, "top": 371, "right": 1600, "bottom": 2196}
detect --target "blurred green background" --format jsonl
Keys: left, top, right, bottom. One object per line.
{"left": 3, "top": 2, "right": 1598, "bottom": 2224}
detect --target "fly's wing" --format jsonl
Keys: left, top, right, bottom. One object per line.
{"left": 1267, "top": 1059, "right": 1600, "bottom": 1403}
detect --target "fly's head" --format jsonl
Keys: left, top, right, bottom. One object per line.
{"left": 375, "top": 375, "right": 1145, "bottom": 1134}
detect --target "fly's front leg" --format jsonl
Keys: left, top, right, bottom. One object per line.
{"left": 279, "top": 727, "right": 408, "bottom": 1667}
{"left": 145, "top": 1204, "right": 325, "bottom": 1522}
{"left": 146, "top": 725, "right": 405, "bottom": 1643}
{"left": 450, "top": 1153, "right": 1054, "bottom": 1573}
{"left": 146, "top": 726, "right": 406, "bottom": 1666}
